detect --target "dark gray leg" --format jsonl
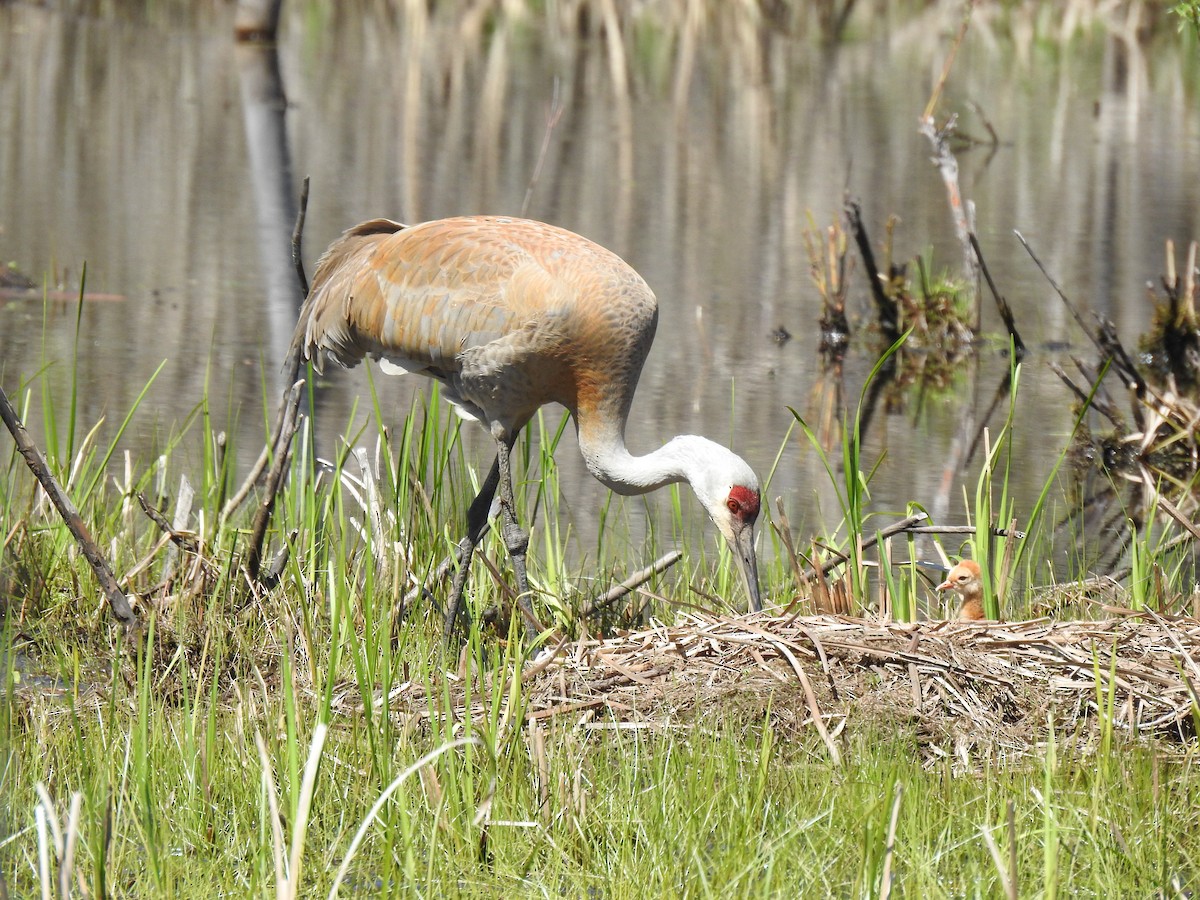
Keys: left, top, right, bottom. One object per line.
{"left": 441, "top": 454, "right": 502, "bottom": 641}
{"left": 493, "top": 434, "right": 540, "bottom": 643}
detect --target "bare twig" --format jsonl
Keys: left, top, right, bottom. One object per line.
{"left": 918, "top": 4, "right": 979, "bottom": 303}
{"left": 244, "top": 379, "right": 305, "bottom": 583}
{"left": 136, "top": 491, "right": 199, "bottom": 552}
{"left": 291, "top": 175, "right": 310, "bottom": 297}
{"left": 965, "top": 99, "right": 1001, "bottom": 149}
{"left": 521, "top": 80, "right": 564, "bottom": 218}
{"left": 1015, "top": 229, "right": 1147, "bottom": 393}
{"left": 219, "top": 420, "right": 278, "bottom": 527}
{"left": 921, "top": 2, "right": 974, "bottom": 121}
{"left": 0, "top": 385, "right": 139, "bottom": 634}
{"left": 163, "top": 475, "right": 195, "bottom": 582}
{"left": 845, "top": 198, "right": 899, "bottom": 342}
{"left": 582, "top": 551, "right": 683, "bottom": 618}
{"left": 1155, "top": 495, "right": 1200, "bottom": 546}
{"left": 221, "top": 178, "right": 311, "bottom": 527}
{"left": 904, "top": 525, "right": 1027, "bottom": 538}
{"left": 919, "top": 115, "right": 979, "bottom": 306}
{"left": 970, "top": 232, "right": 1025, "bottom": 357}
{"left": 1048, "top": 362, "right": 1125, "bottom": 427}
{"left": 803, "top": 513, "right": 928, "bottom": 581}
{"left": 1014, "top": 229, "right": 1099, "bottom": 347}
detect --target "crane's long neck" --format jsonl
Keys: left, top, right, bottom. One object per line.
{"left": 576, "top": 418, "right": 699, "bottom": 496}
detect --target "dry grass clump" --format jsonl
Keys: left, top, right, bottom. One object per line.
{"left": 377, "top": 610, "right": 1200, "bottom": 765}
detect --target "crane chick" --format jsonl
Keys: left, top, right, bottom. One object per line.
{"left": 290, "top": 216, "right": 762, "bottom": 638}
{"left": 936, "top": 560, "right": 989, "bottom": 622}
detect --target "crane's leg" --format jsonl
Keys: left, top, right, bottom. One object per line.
{"left": 441, "top": 455, "right": 501, "bottom": 640}
{"left": 493, "top": 433, "right": 540, "bottom": 643}
{"left": 441, "top": 432, "right": 540, "bottom": 645}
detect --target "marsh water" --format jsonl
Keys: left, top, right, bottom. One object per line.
{"left": 2, "top": 2, "right": 1199, "bottom": 582}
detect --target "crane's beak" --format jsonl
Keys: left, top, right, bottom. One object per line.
{"left": 731, "top": 522, "right": 762, "bottom": 613}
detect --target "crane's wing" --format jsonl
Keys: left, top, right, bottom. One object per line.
{"left": 291, "top": 216, "right": 658, "bottom": 430}
{"left": 291, "top": 217, "right": 572, "bottom": 378}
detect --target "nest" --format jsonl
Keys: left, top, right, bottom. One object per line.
{"left": 382, "top": 611, "right": 1200, "bottom": 763}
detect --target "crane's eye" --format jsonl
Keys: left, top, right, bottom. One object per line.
{"left": 726, "top": 485, "right": 760, "bottom": 523}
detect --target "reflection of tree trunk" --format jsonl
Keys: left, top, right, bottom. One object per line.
{"left": 1091, "top": 33, "right": 1139, "bottom": 323}
{"left": 235, "top": 0, "right": 284, "bottom": 43}
{"left": 237, "top": 42, "right": 300, "bottom": 387}
{"left": 598, "top": 0, "right": 634, "bottom": 236}
{"left": 398, "top": 1, "right": 428, "bottom": 221}
{"left": 929, "top": 352, "right": 978, "bottom": 535}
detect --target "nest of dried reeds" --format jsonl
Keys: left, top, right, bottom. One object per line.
{"left": 385, "top": 611, "right": 1200, "bottom": 762}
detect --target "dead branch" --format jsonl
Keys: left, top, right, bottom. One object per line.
{"left": 1048, "top": 362, "right": 1125, "bottom": 427}
{"left": 220, "top": 178, "right": 311, "bottom": 527}
{"left": 291, "top": 176, "right": 310, "bottom": 297}
{"left": 136, "top": 491, "right": 199, "bottom": 553}
{"left": 244, "top": 379, "right": 305, "bottom": 583}
{"left": 1015, "top": 229, "right": 1146, "bottom": 393}
{"left": 921, "top": 2, "right": 974, "bottom": 122}
{"left": 799, "top": 513, "right": 929, "bottom": 582}
{"left": 0, "top": 385, "right": 139, "bottom": 634}
{"left": 581, "top": 551, "right": 683, "bottom": 618}
{"left": 904, "top": 525, "right": 1027, "bottom": 538}
{"left": 970, "top": 232, "right": 1024, "bottom": 356}
{"left": 844, "top": 198, "right": 899, "bottom": 342}
{"left": 919, "top": 115, "right": 980, "bottom": 308}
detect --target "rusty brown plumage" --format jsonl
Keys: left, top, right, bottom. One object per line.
{"left": 292, "top": 216, "right": 656, "bottom": 442}
{"left": 291, "top": 215, "right": 762, "bottom": 639}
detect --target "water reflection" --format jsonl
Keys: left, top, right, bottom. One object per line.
{"left": 236, "top": 40, "right": 302, "bottom": 383}
{"left": 1, "top": 2, "right": 1198, "bottom": 581}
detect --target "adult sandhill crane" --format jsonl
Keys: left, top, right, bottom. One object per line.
{"left": 290, "top": 215, "right": 762, "bottom": 639}
{"left": 937, "top": 560, "right": 989, "bottom": 621}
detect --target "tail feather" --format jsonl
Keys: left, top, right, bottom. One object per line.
{"left": 288, "top": 218, "right": 408, "bottom": 371}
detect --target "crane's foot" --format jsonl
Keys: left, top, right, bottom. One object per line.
{"left": 501, "top": 521, "right": 528, "bottom": 557}
{"left": 491, "top": 432, "right": 541, "bottom": 644}
{"left": 500, "top": 519, "right": 541, "bottom": 644}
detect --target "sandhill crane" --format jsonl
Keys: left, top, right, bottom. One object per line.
{"left": 290, "top": 215, "right": 762, "bottom": 639}
{"left": 937, "top": 560, "right": 988, "bottom": 621}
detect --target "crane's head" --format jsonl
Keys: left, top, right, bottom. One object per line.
{"left": 683, "top": 440, "right": 762, "bottom": 613}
